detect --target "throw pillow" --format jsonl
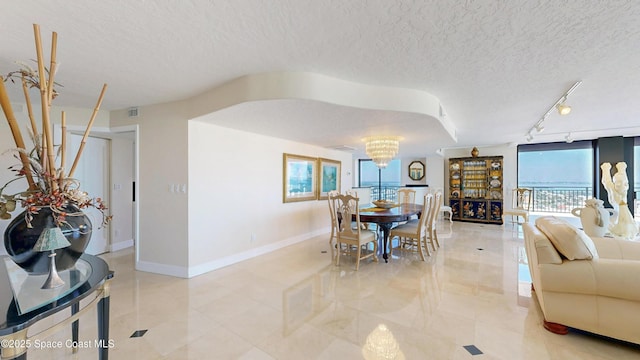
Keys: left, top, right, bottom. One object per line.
{"left": 535, "top": 216, "right": 599, "bottom": 260}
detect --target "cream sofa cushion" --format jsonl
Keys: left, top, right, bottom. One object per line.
{"left": 535, "top": 216, "right": 598, "bottom": 260}
{"left": 591, "top": 237, "right": 640, "bottom": 260}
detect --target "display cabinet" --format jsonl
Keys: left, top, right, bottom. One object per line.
{"left": 448, "top": 155, "right": 503, "bottom": 224}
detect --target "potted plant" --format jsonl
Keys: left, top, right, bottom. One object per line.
{"left": 0, "top": 24, "right": 111, "bottom": 273}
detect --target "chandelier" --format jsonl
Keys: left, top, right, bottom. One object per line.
{"left": 364, "top": 136, "right": 401, "bottom": 169}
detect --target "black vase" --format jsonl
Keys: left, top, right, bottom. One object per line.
{"left": 3, "top": 204, "right": 92, "bottom": 275}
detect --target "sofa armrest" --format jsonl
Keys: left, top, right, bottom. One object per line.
{"left": 540, "top": 259, "right": 640, "bottom": 302}
{"left": 592, "top": 237, "right": 640, "bottom": 260}
{"left": 523, "top": 223, "right": 562, "bottom": 265}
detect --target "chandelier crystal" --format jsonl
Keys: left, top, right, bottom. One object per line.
{"left": 364, "top": 136, "right": 401, "bottom": 169}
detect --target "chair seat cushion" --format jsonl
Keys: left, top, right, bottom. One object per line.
{"left": 339, "top": 230, "right": 376, "bottom": 243}
{"left": 360, "top": 230, "right": 376, "bottom": 242}
{"left": 535, "top": 216, "right": 598, "bottom": 260}
{"left": 390, "top": 222, "right": 420, "bottom": 237}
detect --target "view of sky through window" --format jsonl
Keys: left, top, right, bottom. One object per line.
{"left": 518, "top": 149, "right": 593, "bottom": 188}
{"left": 635, "top": 145, "right": 640, "bottom": 191}
{"left": 359, "top": 159, "right": 401, "bottom": 187}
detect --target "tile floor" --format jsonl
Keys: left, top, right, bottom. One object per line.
{"left": 25, "top": 218, "right": 640, "bottom": 359}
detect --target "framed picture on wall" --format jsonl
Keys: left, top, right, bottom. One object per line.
{"left": 283, "top": 153, "right": 318, "bottom": 203}
{"left": 317, "top": 158, "right": 341, "bottom": 200}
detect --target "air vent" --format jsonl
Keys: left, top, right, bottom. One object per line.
{"left": 128, "top": 107, "right": 139, "bottom": 117}
{"left": 326, "top": 145, "right": 356, "bottom": 152}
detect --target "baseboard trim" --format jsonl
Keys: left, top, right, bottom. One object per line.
{"left": 187, "top": 230, "right": 324, "bottom": 278}
{"left": 136, "top": 260, "right": 189, "bottom": 278}
{"left": 134, "top": 229, "right": 327, "bottom": 278}
{"left": 110, "top": 239, "right": 134, "bottom": 252}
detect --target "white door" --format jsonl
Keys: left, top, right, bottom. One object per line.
{"left": 67, "top": 134, "right": 110, "bottom": 255}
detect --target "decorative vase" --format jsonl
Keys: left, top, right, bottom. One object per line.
{"left": 3, "top": 204, "right": 92, "bottom": 274}
{"left": 471, "top": 147, "right": 479, "bottom": 158}
{"left": 571, "top": 199, "right": 615, "bottom": 237}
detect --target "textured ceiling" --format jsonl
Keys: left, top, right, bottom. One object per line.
{"left": 2, "top": 1, "right": 640, "bottom": 157}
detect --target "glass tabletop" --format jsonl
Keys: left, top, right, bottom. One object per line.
{"left": 3, "top": 258, "right": 92, "bottom": 315}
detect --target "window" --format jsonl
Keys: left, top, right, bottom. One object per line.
{"left": 518, "top": 141, "right": 594, "bottom": 213}
{"left": 359, "top": 159, "right": 401, "bottom": 187}
{"left": 359, "top": 159, "right": 401, "bottom": 200}
{"left": 634, "top": 137, "right": 639, "bottom": 218}
{"left": 635, "top": 137, "right": 639, "bottom": 196}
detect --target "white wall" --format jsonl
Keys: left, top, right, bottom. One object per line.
{"left": 110, "top": 101, "right": 190, "bottom": 276}
{"left": 111, "top": 101, "right": 354, "bottom": 278}
{"left": 187, "top": 121, "right": 353, "bottom": 276}
{"left": 426, "top": 155, "right": 445, "bottom": 191}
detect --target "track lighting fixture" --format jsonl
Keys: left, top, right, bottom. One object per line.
{"left": 556, "top": 103, "right": 571, "bottom": 115}
{"left": 524, "top": 81, "right": 581, "bottom": 142}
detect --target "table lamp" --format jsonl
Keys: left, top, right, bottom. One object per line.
{"left": 32, "top": 227, "right": 71, "bottom": 289}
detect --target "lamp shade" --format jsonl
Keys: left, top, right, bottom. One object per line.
{"left": 33, "top": 227, "right": 71, "bottom": 252}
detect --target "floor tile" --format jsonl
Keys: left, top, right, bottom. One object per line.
{"left": 27, "top": 218, "right": 640, "bottom": 359}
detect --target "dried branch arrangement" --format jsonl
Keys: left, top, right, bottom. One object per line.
{"left": 0, "top": 24, "right": 111, "bottom": 226}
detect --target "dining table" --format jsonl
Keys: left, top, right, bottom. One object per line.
{"left": 354, "top": 203, "right": 423, "bottom": 262}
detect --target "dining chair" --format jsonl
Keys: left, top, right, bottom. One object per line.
{"left": 397, "top": 188, "right": 416, "bottom": 204}
{"left": 432, "top": 188, "right": 452, "bottom": 222}
{"left": 327, "top": 190, "right": 340, "bottom": 249}
{"left": 348, "top": 187, "right": 371, "bottom": 204}
{"left": 440, "top": 205, "right": 453, "bottom": 222}
{"left": 426, "top": 191, "right": 442, "bottom": 251}
{"left": 390, "top": 193, "right": 433, "bottom": 260}
{"left": 333, "top": 193, "right": 378, "bottom": 270}
{"left": 502, "top": 188, "right": 532, "bottom": 225}
{"left": 346, "top": 189, "right": 373, "bottom": 231}
{"left": 397, "top": 188, "right": 417, "bottom": 224}
{"left": 436, "top": 191, "right": 453, "bottom": 223}
{"left": 345, "top": 189, "right": 359, "bottom": 211}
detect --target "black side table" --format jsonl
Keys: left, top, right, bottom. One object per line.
{"left": 0, "top": 254, "right": 114, "bottom": 360}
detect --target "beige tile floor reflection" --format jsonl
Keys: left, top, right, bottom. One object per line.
{"left": 26, "top": 219, "right": 640, "bottom": 359}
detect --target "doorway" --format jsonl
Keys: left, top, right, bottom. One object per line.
{"left": 67, "top": 134, "right": 110, "bottom": 254}
{"left": 61, "top": 124, "right": 138, "bottom": 259}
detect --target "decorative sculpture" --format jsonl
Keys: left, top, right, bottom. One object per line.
{"left": 600, "top": 162, "right": 639, "bottom": 239}
{"left": 571, "top": 198, "right": 615, "bottom": 237}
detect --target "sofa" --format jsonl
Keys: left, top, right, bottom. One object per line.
{"left": 523, "top": 216, "right": 640, "bottom": 344}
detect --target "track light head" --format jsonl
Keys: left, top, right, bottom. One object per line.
{"left": 556, "top": 103, "right": 571, "bottom": 115}
{"left": 534, "top": 122, "right": 544, "bottom": 133}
